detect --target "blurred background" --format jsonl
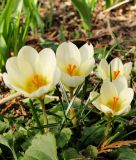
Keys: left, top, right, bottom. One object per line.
{"left": 0, "top": 0, "right": 135, "bottom": 72}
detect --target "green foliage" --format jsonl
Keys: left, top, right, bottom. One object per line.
{"left": 71, "top": 0, "right": 97, "bottom": 33}
{"left": 57, "top": 128, "right": 72, "bottom": 148}
{"left": 63, "top": 148, "right": 84, "bottom": 160}
{"left": 23, "top": 0, "right": 43, "bottom": 33}
{"left": 0, "top": 0, "right": 43, "bottom": 72}
{"left": 81, "top": 124, "right": 106, "bottom": 146}
{"left": 109, "top": 147, "right": 136, "bottom": 160}
{"left": 0, "top": 134, "right": 17, "bottom": 160}
{"left": 85, "top": 145, "right": 98, "bottom": 158}
{"left": 22, "top": 132, "right": 58, "bottom": 160}
{"left": 104, "top": 0, "right": 121, "bottom": 8}
{"left": 0, "top": 1, "right": 136, "bottom": 159}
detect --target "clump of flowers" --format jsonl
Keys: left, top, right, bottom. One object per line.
{"left": 2, "top": 42, "right": 134, "bottom": 130}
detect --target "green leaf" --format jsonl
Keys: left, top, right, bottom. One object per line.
{"left": 23, "top": 0, "right": 43, "bottom": 32}
{"left": 71, "top": 0, "right": 97, "bottom": 31}
{"left": 110, "top": 147, "right": 136, "bottom": 160}
{"left": 22, "top": 132, "right": 58, "bottom": 160}
{"left": 81, "top": 124, "right": 106, "bottom": 146}
{"left": 0, "top": 120, "right": 9, "bottom": 133}
{"left": 0, "top": 35, "right": 7, "bottom": 70}
{"left": 63, "top": 148, "right": 84, "bottom": 160}
{"left": 86, "top": 145, "right": 98, "bottom": 158}
{"left": 0, "top": 134, "right": 17, "bottom": 160}
{"left": 57, "top": 128, "right": 72, "bottom": 148}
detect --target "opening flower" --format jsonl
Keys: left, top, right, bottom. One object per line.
{"left": 90, "top": 76, "right": 134, "bottom": 116}
{"left": 97, "top": 57, "right": 132, "bottom": 81}
{"left": 3, "top": 46, "right": 61, "bottom": 97}
{"left": 56, "top": 41, "right": 95, "bottom": 88}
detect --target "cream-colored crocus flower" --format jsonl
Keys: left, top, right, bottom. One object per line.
{"left": 56, "top": 42, "right": 95, "bottom": 88}
{"left": 90, "top": 76, "right": 134, "bottom": 116}
{"left": 97, "top": 57, "right": 132, "bottom": 81}
{"left": 3, "top": 46, "right": 61, "bottom": 98}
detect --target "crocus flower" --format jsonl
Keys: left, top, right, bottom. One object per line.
{"left": 56, "top": 42, "right": 95, "bottom": 88}
{"left": 90, "top": 76, "right": 134, "bottom": 116}
{"left": 97, "top": 57, "right": 132, "bottom": 81}
{"left": 3, "top": 46, "right": 61, "bottom": 97}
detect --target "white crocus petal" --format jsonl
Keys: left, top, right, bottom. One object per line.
{"left": 90, "top": 91, "right": 113, "bottom": 114}
{"left": 18, "top": 58, "right": 34, "bottom": 78}
{"left": 56, "top": 42, "right": 81, "bottom": 70}
{"left": 3, "top": 73, "right": 19, "bottom": 90}
{"left": 97, "top": 59, "right": 109, "bottom": 80}
{"left": 100, "top": 104, "right": 113, "bottom": 115}
{"left": 3, "top": 73, "right": 26, "bottom": 94}
{"left": 50, "top": 67, "right": 61, "bottom": 88}
{"left": 79, "top": 58, "right": 95, "bottom": 76}
{"left": 61, "top": 72, "right": 84, "bottom": 87}
{"left": 112, "top": 76, "right": 128, "bottom": 94}
{"left": 79, "top": 43, "right": 94, "bottom": 62}
{"left": 114, "top": 105, "right": 131, "bottom": 116}
{"left": 17, "top": 46, "right": 39, "bottom": 75}
{"left": 18, "top": 46, "right": 39, "bottom": 69}
{"left": 119, "top": 88, "right": 134, "bottom": 105}
{"left": 110, "top": 57, "right": 124, "bottom": 75}
{"left": 5, "top": 57, "right": 25, "bottom": 84}
{"left": 26, "top": 84, "right": 52, "bottom": 98}
{"left": 3, "top": 73, "right": 49, "bottom": 98}
{"left": 124, "top": 62, "right": 132, "bottom": 78}
{"left": 17, "top": 47, "right": 38, "bottom": 77}
{"left": 38, "top": 48, "right": 56, "bottom": 78}
{"left": 90, "top": 91, "right": 101, "bottom": 110}
{"left": 100, "top": 81, "right": 118, "bottom": 103}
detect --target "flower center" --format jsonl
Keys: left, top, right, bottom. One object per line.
{"left": 106, "top": 96, "right": 121, "bottom": 112}
{"left": 67, "top": 64, "right": 77, "bottom": 76}
{"left": 113, "top": 70, "right": 120, "bottom": 79}
{"left": 32, "top": 74, "right": 45, "bottom": 88}
{"left": 25, "top": 74, "right": 48, "bottom": 93}
{"left": 112, "top": 96, "right": 119, "bottom": 110}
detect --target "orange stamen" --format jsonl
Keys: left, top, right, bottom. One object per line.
{"left": 67, "top": 64, "right": 77, "bottom": 76}
{"left": 32, "top": 74, "right": 44, "bottom": 88}
{"left": 112, "top": 96, "right": 119, "bottom": 110}
{"left": 113, "top": 70, "right": 120, "bottom": 79}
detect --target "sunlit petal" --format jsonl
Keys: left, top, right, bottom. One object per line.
{"left": 79, "top": 43, "right": 94, "bottom": 62}
{"left": 97, "top": 59, "right": 109, "bottom": 80}
{"left": 56, "top": 41, "right": 81, "bottom": 70}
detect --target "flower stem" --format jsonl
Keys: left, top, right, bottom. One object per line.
{"left": 29, "top": 99, "right": 43, "bottom": 134}
{"left": 69, "top": 88, "right": 77, "bottom": 126}
{"left": 39, "top": 97, "right": 48, "bottom": 132}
